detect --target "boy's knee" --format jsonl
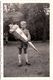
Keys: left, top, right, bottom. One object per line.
{"left": 18, "top": 48, "right": 22, "bottom": 54}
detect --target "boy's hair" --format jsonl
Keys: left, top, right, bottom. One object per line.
{"left": 20, "top": 21, "right": 26, "bottom": 25}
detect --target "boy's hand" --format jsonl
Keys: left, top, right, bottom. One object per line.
{"left": 27, "top": 39, "right": 30, "bottom": 42}
{"left": 23, "top": 39, "right": 30, "bottom": 43}
{"left": 25, "top": 38, "right": 30, "bottom": 42}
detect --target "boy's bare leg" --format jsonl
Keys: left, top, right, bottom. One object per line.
{"left": 18, "top": 48, "right": 22, "bottom": 66}
{"left": 24, "top": 53, "right": 28, "bottom": 63}
{"left": 24, "top": 48, "right": 31, "bottom": 65}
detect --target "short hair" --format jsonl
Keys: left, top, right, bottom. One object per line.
{"left": 20, "top": 21, "right": 26, "bottom": 25}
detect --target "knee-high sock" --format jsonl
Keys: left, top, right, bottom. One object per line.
{"left": 18, "top": 54, "right": 21, "bottom": 64}
{"left": 25, "top": 54, "right": 28, "bottom": 63}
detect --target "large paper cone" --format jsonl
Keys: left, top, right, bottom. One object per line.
{"left": 9, "top": 24, "right": 39, "bottom": 52}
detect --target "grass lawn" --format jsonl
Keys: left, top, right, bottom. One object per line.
{"left": 4, "top": 41, "right": 49, "bottom": 77}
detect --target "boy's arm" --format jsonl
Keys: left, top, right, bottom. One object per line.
{"left": 27, "top": 31, "right": 31, "bottom": 41}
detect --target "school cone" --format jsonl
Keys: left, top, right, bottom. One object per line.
{"left": 9, "top": 24, "right": 39, "bottom": 53}
{"left": 28, "top": 42, "right": 39, "bottom": 53}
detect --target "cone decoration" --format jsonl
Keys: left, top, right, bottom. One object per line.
{"left": 9, "top": 24, "right": 39, "bottom": 52}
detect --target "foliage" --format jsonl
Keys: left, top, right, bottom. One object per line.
{"left": 4, "top": 3, "right": 49, "bottom": 41}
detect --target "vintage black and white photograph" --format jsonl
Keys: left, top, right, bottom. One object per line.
{"left": 3, "top": 3, "right": 50, "bottom": 77}
{"left": 0, "top": 1, "right": 1, "bottom": 78}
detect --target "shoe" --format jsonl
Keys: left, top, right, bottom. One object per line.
{"left": 26, "top": 62, "right": 31, "bottom": 66}
{"left": 18, "top": 63, "right": 22, "bottom": 67}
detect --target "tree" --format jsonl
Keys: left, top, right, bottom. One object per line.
{"left": 20, "top": 3, "right": 49, "bottom": 41}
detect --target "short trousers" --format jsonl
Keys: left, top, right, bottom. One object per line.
{"left": 17, "top": 40, "right": 28, "bottom": 49}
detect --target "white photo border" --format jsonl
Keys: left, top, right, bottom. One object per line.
{"left": 1, "top": 0, "right": 53, "bottom": 80}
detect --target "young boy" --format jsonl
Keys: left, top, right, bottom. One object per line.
{"left": 9, "top": 21, "right": 31, "bottom": 67}
{"left": 18, "top": 21, "right": 31, "bottom": 67}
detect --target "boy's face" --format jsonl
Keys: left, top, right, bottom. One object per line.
{"left": 21, "top": 23, "right": 27, "bottom": 29}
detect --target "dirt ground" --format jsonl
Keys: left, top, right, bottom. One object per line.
{"left": 4, "top": 41, "right": 49, "bottom": 77}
